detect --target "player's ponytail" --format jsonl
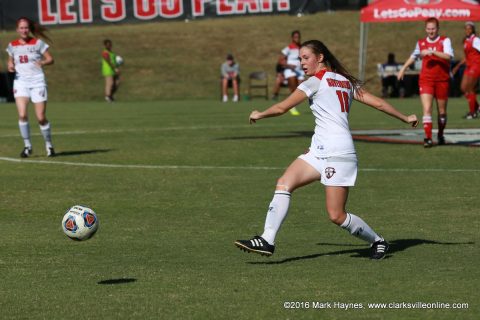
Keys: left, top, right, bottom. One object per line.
{"left": 301, "top": 40, "right": 363, "bottom": 92}
{"left": 16, "top": 17, "right": 52, "bottom": 43}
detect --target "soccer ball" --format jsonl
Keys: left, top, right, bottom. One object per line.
{"left": 62, "top": 205, "right": 99, "bottom": 241}
{"left": 115, "top": 55, "right": 124, "bottom": 66}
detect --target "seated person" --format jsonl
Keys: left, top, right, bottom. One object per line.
{"left": 379, "top": 53, "right": 404, "bottom": 98}
{"left": 221, "top": 54, "right": 240, "bottom": 102}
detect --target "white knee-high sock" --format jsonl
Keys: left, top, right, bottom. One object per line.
{"left": 39, "top": 122, "right": 53, "bottom": 148}
{"left": 261, "top": 191, "right": 291, "bottom": 245}
{"left": 340, "top": 212, "right": 382, "bottom": 244}
{"left": 18, "top": 121, "right": 32, "bottom": 148}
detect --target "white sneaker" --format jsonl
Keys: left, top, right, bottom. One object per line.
{"left": 222, "top": 95, "right": 228, "bottom": 102}
{"left": 233, "top": 95, "right": 239, "bottom": 102}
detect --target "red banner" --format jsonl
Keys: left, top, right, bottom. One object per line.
{"left": 361, "top": 0, "right": 480, "bottom": 23}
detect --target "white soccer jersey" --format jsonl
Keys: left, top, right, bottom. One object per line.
{"left": 297, "top": 70, "right": 356, "bottom": 158}
{"left": 6, "top": 38, "right": 49, "bottom": 87}
{"left": 281, "top": 43, "right": 301, "bottom": 69}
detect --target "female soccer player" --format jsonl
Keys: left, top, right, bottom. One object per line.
{"left": 6, "top": 17, "right": 55, "bottom": 157}
{"left": 279, "top": 30, "right": 304, "bottom": 116}
{"left": 102, "top": 39, "right": 121, "bottom": 102}
{"left": 452, "top": 22, "right": 480, "bottom": 119}
{"left": 234, "top": 40, "right": 418, "bottom": 260}
{"left": 397, "top": 18, "right": 453, "bottom": 147}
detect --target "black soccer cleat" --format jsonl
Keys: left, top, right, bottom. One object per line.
{"left": 423, "top": 138, "right": 433, "bottom": 148}
{"left": 47, "top": 147, "right": 56, "bottom": 157}
{"left": 463, "top": 111, "right": 478, "bottom": 120}
{"left": 20, "top": 147, "right": 32, "bottom": 158}
{"left": 437, "top": 135, "right": 446, "bottom": 146}
{"left": 371, "top": 239, "right": 389, "bottom": 260}
{"left": 234, "top": 236, "right": 275, "bottom": 257}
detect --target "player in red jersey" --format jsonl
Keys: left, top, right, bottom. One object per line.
{"left": 452, "top": 21, "right": 480, "bottom": 119}
{"left": 398, "top": 18, "right": 453, "bottom": 147}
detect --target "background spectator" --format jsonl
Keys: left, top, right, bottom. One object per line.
{"left": 221, "top": 53, "right": 240, "bottom": 102}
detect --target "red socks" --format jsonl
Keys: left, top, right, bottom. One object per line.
{"left": 422, "top": 116, "right": 432, "bottom": 139}
{"left": 465, "top": 93, "right": 478, "bottom": 113}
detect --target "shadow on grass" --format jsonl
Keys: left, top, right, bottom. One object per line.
{"left": 247, "top": 239, "right": 474, "bottom": 265}
{"left": 97, "top": 278, "right": 137, "bottom": 285}
{"left": 54, "top": 149, "right": 112, "bottom": 157}
{"left": 216, "top": 131, "right": 311, "bottom": 140}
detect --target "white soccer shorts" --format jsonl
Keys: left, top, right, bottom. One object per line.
{"left": 284, "top": 67, "right": 305, "bottom": 81}
{"left": 298, "top": 151, "right": 358, "bottom": 187}
{"left": 14, "top": 82, "right": 48, "bottom": 103}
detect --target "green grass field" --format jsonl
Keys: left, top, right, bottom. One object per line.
{"left": 0, "top": 98, "right": 478, "bottom": 319}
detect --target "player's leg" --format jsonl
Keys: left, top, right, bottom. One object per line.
{"left": 420, "top": 93, "right": 434, "bottom": 147}
{"left": 286, "top": 74, "right": 300, "bottom": 116}
{"left": 325, "top": 186, "right": 388, "bottom": 260}
{"left": 104, "top": 76, "right": 113, "bottom": 102}
{"left": 32, "top": 88, "right": 55, "bottom": 157}
{"left": 235, "top": 157, "right": 320, "bottom": 256}
{"left": 111, "top": 75, "right": 120, "bottom": 100}
{"left": 272, "top": 73, "right": 283, "bottom": 100}
{"left": 232, "top": 77, "right": 239, "bottom": 102}
{"left": 221, "top": 77, "right": 229, "bottom": 102}
{"left": 435, "top": 81, "right": 449, "bottom": 145}
{"left": 462, "top": 73, "right": 478, "bottom": 119}
{"left": 16, "top": 96, "right": 32, "bottom": 157}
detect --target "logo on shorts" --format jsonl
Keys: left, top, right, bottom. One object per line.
{"left": 325, "top": 167, "right": 336, "bottom": 179}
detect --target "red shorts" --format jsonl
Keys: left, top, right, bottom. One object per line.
{"left": 464, "top": 66, "right": 480, "bottom": 78}
{"left": 419, "top": 79, "right": 449, "bottom": 100}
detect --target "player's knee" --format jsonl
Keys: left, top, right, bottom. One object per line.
{"left": 327, "top": 209, "right": 346, "bottom": 225}
{"left": 275, "top": 177, "right": 291, "bottom": 192}
{"left": 38, "top": 118, "right": 48, "bottom": 126}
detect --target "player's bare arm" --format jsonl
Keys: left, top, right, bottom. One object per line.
{"left": 354, "top": 90, "right": 419, "bottom": 127}
{"left": 452, "top": 58, "right": 465, "bottom": 75}
{"left": 7, "top": 55, "right": 15, "bottom": 72}
{"left": 423, "top": 50, "right": 452, "bottom": 60}
{"left": 249, "top": 89, "right": 306, "bottom": 123}
{"left": 397, "top": 56, "right": 416, "bottom": 80}
{"left": 37, "top": 50, "right": 54, "bottom": 67}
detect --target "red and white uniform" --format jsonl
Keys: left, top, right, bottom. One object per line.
{"left": 6, "top": 38, "right": 49, "bottom": 102}
{"left": 281, "top": 42, "right": 305, "bottom": 80}
{"left": 411, "top": 36, "right": 453, "bottom": 99}
{"left": 297, "top": 70, "right": 357, "bottom": 186}
{"left": 463, "top": 34, "right": 480, "bottom": 78}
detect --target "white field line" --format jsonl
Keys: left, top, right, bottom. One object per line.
{"left": 0, "top": 157, "right": 479, "bottom": 172}
{"left": 0, "top": 124, "right": 300, "bottom": 138}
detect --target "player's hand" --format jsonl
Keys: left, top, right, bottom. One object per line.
{"left": 407, "top": 114, "right": 419, "bottom": 127}
{"left": 7, "top": 61, "right": 15, "bottom": 72}
{"left": 397, "top": 70, "right": 404, "bottom": 81}
{"left": 249, "top": 110, "right": 262, "bottom": 124}
{"left": 420, "top": 49, "right": 432, "bottom": 57}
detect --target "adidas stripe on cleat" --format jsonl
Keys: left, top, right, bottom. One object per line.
{"left": 47, "top": 147, "right": 56, "bottom": 157}
{"left": 20, "top": 147, "right": 32, "bottom": 158}
{"left": 234, "top": 236, "right": 275, "bottom": 256}
{"left": 371, "top": 240, "right": 389, "bottom": 260}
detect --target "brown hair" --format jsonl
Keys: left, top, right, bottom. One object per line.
{"left": 425, "top": 17, "right": 439, "bottom": 28}
{"left": 301, "top": 40, "right": 363, "bottom": 90}
{"left": 16, "top": 17, "right": 52, "bottom": 43}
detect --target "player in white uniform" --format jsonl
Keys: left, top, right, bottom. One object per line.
{"left": 279, "top": 30, "right": 305, "bottom": 116}
{"left": 235, "top": 40, "right": 418, "bottom": 260}
{"left": 6, "top": 17, "right": 55, "bottom": 157}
